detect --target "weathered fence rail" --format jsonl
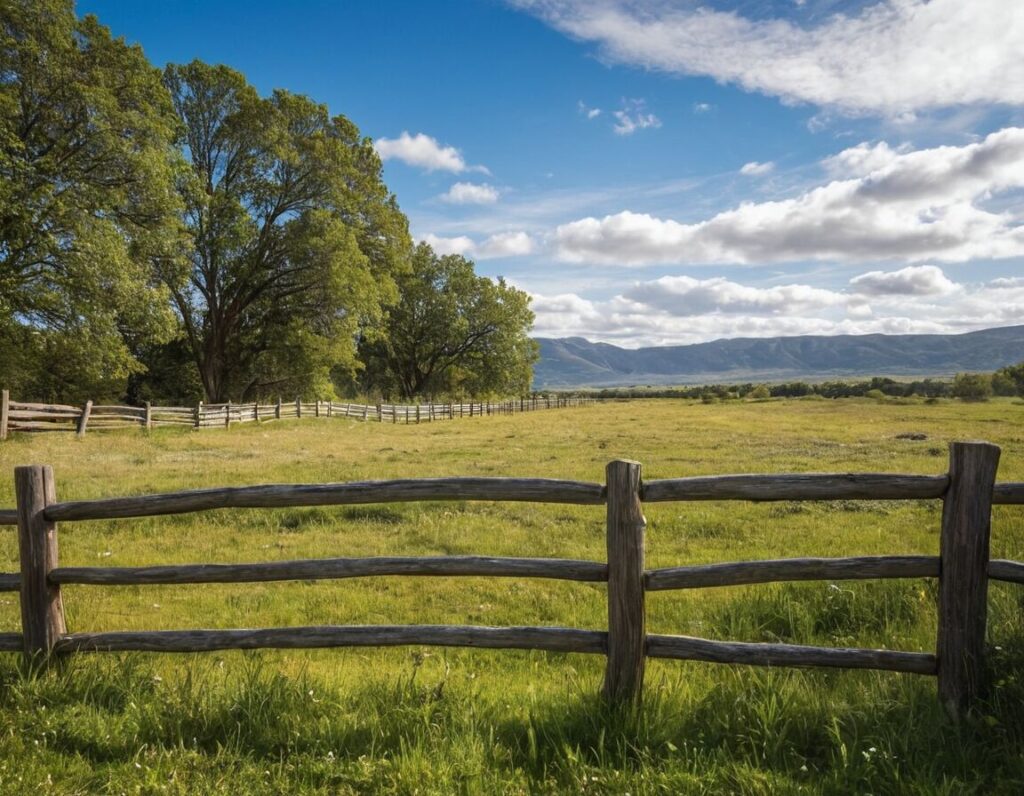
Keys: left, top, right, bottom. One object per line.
{"left": 0, "top": 443, "right": 1022, "bottom": 720}
{"left": 0, "top": 389, "right": 590, "bottom": 439}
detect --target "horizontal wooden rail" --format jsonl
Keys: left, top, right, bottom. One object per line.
{"left": 2, "top": 392, "right": 592, "bottom": 438}
{"left": 50, "top": 555, "right": 608, "bottom": 585}
{"left": 7, "top": 423, "right": 76, "bottom": 432}
{"left": 0, "top": 573, "right": 19, "bottom": 591}
{"left": 994, "top": 483, "right": 1024, "bottom": 504}
{"left": 44, "top": 477, "right": 606, "bottom": 521}
{"left": 646, "top": 634, "right": 937, "bottom": 674}
{"left": 989, "top": 559, "right": 1024, "bottom": 584}
{"left": 0, "top": 509, "right": 16, "bottom": 525}
{"left": 0, "top": 633, "right": 23, "bottom": 652}
{"left": 646, "top": 555, "right": 940, "bottom": 591}
{"left": 8, "top": 409, "right": 80, "bottom": 419}
{"left": 9, "top": 401, "right": 78, "bottom": 411}
{"left": 54, "top": 625, "right": 608, "bottom": 654}
{"left": 642, "top": 473, "right": 949, "bottom": 502}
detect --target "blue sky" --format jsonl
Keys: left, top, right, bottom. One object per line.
{"left": 79, "top": 0, "right": 1024, "bottom": 347}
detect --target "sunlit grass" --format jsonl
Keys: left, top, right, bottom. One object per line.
{"left": 0, "top": 397, "right": 1022, "bottom": 793}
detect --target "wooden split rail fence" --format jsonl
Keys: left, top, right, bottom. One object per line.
{"left": 1, "top": 442, "right": 1023, "bottom": 719}
{"left": 0, "top": 390, "right": 590, "bottom": 438}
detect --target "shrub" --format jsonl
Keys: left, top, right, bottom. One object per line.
{"left": 951, "top": 372, "right": 993, "bottom": 402}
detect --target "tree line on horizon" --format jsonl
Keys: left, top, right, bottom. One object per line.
{"left": 0, "top": 0, "right": 537, "bottom": 405}
{"left": 578, "top": 366, "right": 1024, "bottom": 402}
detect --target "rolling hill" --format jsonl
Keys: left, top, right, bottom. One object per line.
{"left": 533, "top": 325, "right": 1024, "bottom": 388}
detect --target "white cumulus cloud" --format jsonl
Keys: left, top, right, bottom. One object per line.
{"left": 440, "top": 182, "right": 500, "bottom": 205}
{"left": 513, "top": 0, "right": 1024, "bottom": 116}
{"left": 420, "top": 231, "right": 534, "bottom": 260}
{"left": 422, "top": 234, "right": 475, "bottom": 256}
{"left": 528, "top": 266, "right": 1024, "bottom": 347}
{"left": 553, "top": 127, "right": 1024, "bottom": 266}
{"left": 612, "top": 99, "right": 661, "bottom": 136}
{"left": 740, "top": 161, "right": 775, "bottom": 176}
{"left": 476, "top": 231, "right": 535, "bottom": 258}
{"left": 849, "top": 265, "right": 958, "bottom": 297}
{"left": 374, "top": 132, "right": 486, "bottom": 173}
{"left": 624, "top": 276, "right": 843, "bottom": 317}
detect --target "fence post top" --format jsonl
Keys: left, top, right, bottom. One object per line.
{"left": 949, "top": 440, "right": 1001, "bottom": 453}
{"left": 14, "top": 464, "right": 50, "bottom": 475}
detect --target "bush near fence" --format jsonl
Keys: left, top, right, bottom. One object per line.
{"left": 1, "top": 442, "right": 1022, "bottom": 720}
{"left": 0, "top": 390, "right": 590, "bottom": 439}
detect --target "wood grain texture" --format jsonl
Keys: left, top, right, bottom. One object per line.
{"left": 16, "top": 465, "right": 65, "bottom": 659}
{"left": 50, "top": 555, "right": 608, "bottom": 585}
{"left": 8, "top": 409, "right": 81, "bottom": 420}
{"left": 54, "top": 625, "right": 608, "bottom": 655}
{"left": 75, "top": 400, "right": 92, "bottom": 437}
{"left": 0, "top": 573, "right": 19, "bottom": 591}
{"left": 646, "top": 634, "right": 936, "bottom": 674}
{"left": 988, "top": 559, "right": 1024, "bottom": 584}
{"left": 993, "top": 483, "right": 1024, "bottom": 504}
{"left": 45, "top": 477, "right": 606, "bottom": 521}
{"left": 603, "top": 459, "right": 646, "bottom": 703}
{"left": 7, "top": 423, "right": 76, "bottom": 432}
{"left": 937, "top": 441, "right": 1000, "bottom": 720}
{"left": 646, "top": 556, "right": 940, "bottom": 591}
{"left": 0, "top": 509, "right": 17, "bottom": 525}
{"left": 9, "top": 401, "right": 79, "bottom": 411}
{"left": 642, "top": 473, "right": 949, "bottom": 502}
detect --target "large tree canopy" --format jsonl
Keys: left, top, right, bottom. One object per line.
{"left": 361, "top": 243, "right": 538, "bottom": 400}
{"left": 0, "top": 0, "right": 186, "bottom": 399}
{"left": 163, "top": 61, "right": 410, "bottom": 402}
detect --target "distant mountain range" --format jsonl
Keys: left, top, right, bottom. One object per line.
{"left": 532, "top": 325, "right": 1024, "bottom": 389}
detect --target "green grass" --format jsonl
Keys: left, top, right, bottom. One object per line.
{"left": 0, "top": 397, "right": 1023, "bottom": 793}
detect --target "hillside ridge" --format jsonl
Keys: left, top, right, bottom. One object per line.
{"left": 533, "top": 325, "right": 1024, "bottom": 388}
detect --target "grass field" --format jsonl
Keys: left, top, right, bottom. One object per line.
{"left": 1, "top": 397, "right": 1023, "bottom": 794}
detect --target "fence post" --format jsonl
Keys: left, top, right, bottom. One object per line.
{"left": 15, "top": 465, "right": 65, "bottom": 663}
{"left": 76, "top": 400, "right": 92, "bottom": 437}
{"left": 144, "top": 401, "right": 152, "bottom": 430}
{"left": 1, "top": 389, "right": 9, "bottom": 440}
{"left": 315, "top": 399, "right": 320, "bottom": 418}
{"left": 195, "top": 401, "right": 203, "bottom": 429}
{"left": 296, "top": 397, "right": 302, "bottom": 419}
{"left": 937, "top": 440, "right": 1000, "bottom": 720}
{"left": 225, "top": 400, "right": 231, "bottom": 428}
{"left": 603, "top": 459, "right": 646, "bottom": 704}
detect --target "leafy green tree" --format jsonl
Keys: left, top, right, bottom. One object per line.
{"left": 360, "top": 243, "right": 538, "bottom": 399}
{"left": 748, "top": 384, "right": 771, "bottom": 400}
{"left": 994, "top": 362, "right": 1024, "bottom": 397}
{"left": 951, "top": 372, "right": 993, "bottom": 402}
{"left": 162, "top": 61, "right": 409, "bottom": 402}
{"left": 0, "top": 0, "right": 187, "bottom": 400}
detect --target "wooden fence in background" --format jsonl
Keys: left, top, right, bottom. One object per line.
{"left": 0, "top": 390, "right": 590, "bottom": 439}
{"left": 1, "top": 442, "right": 1023, "bottom": 719}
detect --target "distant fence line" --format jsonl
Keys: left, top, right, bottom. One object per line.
{"left": 1, "top": 443, "right": 1023, "bottom": 720}
{"left": 0, "top": 390, "right": 591, "bottom": 439}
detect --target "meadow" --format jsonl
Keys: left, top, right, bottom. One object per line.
{"left": 0, "top": 397, "right": 1023, "bottom": 794}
